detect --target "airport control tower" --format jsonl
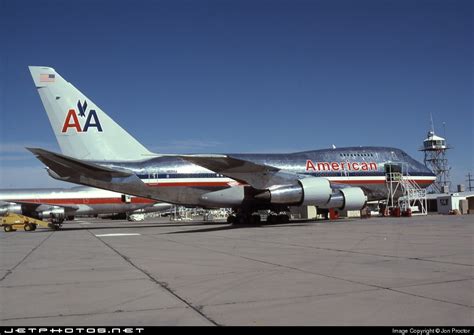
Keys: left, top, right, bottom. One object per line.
{"left": 419, "top": 123, "right": 451, "bottom": 193}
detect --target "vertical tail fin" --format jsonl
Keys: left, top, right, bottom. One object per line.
{"left": 28, "top": 66, "right": 153, "bottom": 161}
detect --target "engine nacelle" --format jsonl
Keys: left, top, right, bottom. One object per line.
{"left": 320, "top": 187, "right": 367, "bottom": 211}
{"left": 256, "top": 177, "right": 367, "bottom": 210}
{"left": 39, "top": 207, "right": 66, "bottom": 219}
{"left": 264, "top": 178, "right": 332, "bottom": 205}
{"left": 0, "top": 203, "right": 22, "bottom": 216}
{"left": 256, "top": 178, "right": 332, "bottom": 206}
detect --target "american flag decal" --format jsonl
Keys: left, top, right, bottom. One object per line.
{"left": 40, "top": 74, "right": 55, "bottom": 82}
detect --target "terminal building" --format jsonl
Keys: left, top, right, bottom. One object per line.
{"left": 426, "top": 185, "right": 474, "bottom": 215}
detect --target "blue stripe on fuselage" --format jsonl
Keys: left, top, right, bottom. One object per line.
{"left": 135, "top": 171, "right": 435, "bottom": 180}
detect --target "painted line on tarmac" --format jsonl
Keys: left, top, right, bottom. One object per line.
{"left": 95, "top": 233, "right": 141, "bottom": 237}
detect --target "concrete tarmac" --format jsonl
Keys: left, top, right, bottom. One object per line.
{"left": 0, "top": 215, "right": 472, "bottom": 326}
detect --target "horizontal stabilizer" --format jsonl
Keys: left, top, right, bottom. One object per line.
{"left": 28, "top": 148, "right": 154, "bottom": 201}
{"left": 27, "top": 148, "right": 133, "bottom": 181}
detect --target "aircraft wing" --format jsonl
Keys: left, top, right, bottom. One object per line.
{"left": 27, "top": 148, "right": 133, "bottom": 181}
{"left": 178, "top": 155, "right": 299, "bottom": 189}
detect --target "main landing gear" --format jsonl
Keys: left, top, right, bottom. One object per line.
{"left": 227, "top": 210, "right": 290, "bottom": 225}
{"left": 266, "top": 213, "right": 290, "bottom": 224}
{"left": 227, "top": 213, "right": 261, "bottom": 225}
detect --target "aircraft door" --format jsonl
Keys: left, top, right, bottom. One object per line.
{"left": 384, "top": 163, "right": 402, "bottom": 181}
{"left": 147, "top": 169, "right": 158, "bottom": 185}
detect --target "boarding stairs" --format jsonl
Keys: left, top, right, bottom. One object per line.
{"left": 385, "top": 169, "right": 427, "bottom": 216}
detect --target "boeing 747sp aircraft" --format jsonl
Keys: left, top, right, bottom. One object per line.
{"left": 27, "top": 66, "right": 436, "bottom": 224}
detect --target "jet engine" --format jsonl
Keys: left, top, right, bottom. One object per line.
{"left": 39, "top": 207, "right": 66, "bottom": 220}
{"left": 0, "top": 203, "right": 22, "bottom": 216}
{"left": 256, "top": 177, "right": 367, "bottom": 211}
{"left": 319, "top": 187, "right": 367, "bottom": 211}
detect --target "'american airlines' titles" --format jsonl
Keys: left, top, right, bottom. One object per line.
{"left": 306, "top": 160, "right": 378, "bottom": 172}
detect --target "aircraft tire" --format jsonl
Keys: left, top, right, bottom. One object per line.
{"left": 250, "top": 214, "right": 261, "bottom": 225}
{"left": 48, "top": 223, "right": 61, "bottom": 230}
{"left": 279, "top": 214, "right": 290, "bottom": 223}
{"left": 267, "top": 215, "right": 276, "bottom": 224}
{"left": 233, "top": 214, "right": 249, "bottom": 225}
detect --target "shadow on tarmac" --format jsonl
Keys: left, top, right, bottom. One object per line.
{"left": 163, "top": 219, "right": 337, "bottom": 234}
{"left": 27, "top": 218, "right": 347, "bottom": 234}
{"left": 29, "top": 221, "right": 226, "bottom": 233}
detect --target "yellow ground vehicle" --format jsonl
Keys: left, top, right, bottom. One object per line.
{"left": 1, "top": 213, "right": 60, "bottom": 232}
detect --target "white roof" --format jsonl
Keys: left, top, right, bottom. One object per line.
{"left": 425, "top": 191, "right": 474, "bottom": 200}
{"left": 424, "top": 131, "right": 446, "bottom": 142}
{"left": 424, "top": 134, "right": 446, "bottom": 142}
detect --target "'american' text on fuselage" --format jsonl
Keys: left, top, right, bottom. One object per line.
{"left": 305, "top": 160, "right": 378, "bottom": 172}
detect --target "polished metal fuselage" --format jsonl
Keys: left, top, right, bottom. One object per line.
{"left": 79, "top": 146, "right": 435, "bottom": 207}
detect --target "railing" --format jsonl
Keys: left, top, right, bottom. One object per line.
{"left": 385, "top": 170, "right": 427, "bottom": 216}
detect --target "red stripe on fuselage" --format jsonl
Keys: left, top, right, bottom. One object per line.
{"left": 147, "top": 182, "right": 232, "bottom": 187}
{"left": 331, "top": 179, "right": 434, "bottom": 185}
{"left": 11, "top": 197, "right": 157, "bottom": 205}
{"left": 145, "top": 179, "right": 434, "bottom": 187}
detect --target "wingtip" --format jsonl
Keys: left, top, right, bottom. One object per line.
{"left": 26, "top": 147, "right": 57, "bottom": 157}
{"left": 25, "top": 147, "right": 41, "bottom": 154}
{"left": 25, "top": 147, "right": 38, "bottom": 153}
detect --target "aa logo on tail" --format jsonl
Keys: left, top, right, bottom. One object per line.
{"left": 61, "top": 100, "right": 103, "bottom": 133}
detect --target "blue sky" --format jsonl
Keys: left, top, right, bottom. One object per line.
{"left": 0, "top": 0, "right": 472, "bottom": 188}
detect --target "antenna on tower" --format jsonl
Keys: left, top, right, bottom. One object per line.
{"left": 467, "top": 173, "right": 474, "bottom": 192}
{"left": 430, "top": 113, "right": 435, "bottom": 133}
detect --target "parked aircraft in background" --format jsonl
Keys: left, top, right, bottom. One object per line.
{"left": 0, "top": 186, "right": 172, "bottom": 222}
{"left": 27, "top": 66, "right": 436, "bottom": 224}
